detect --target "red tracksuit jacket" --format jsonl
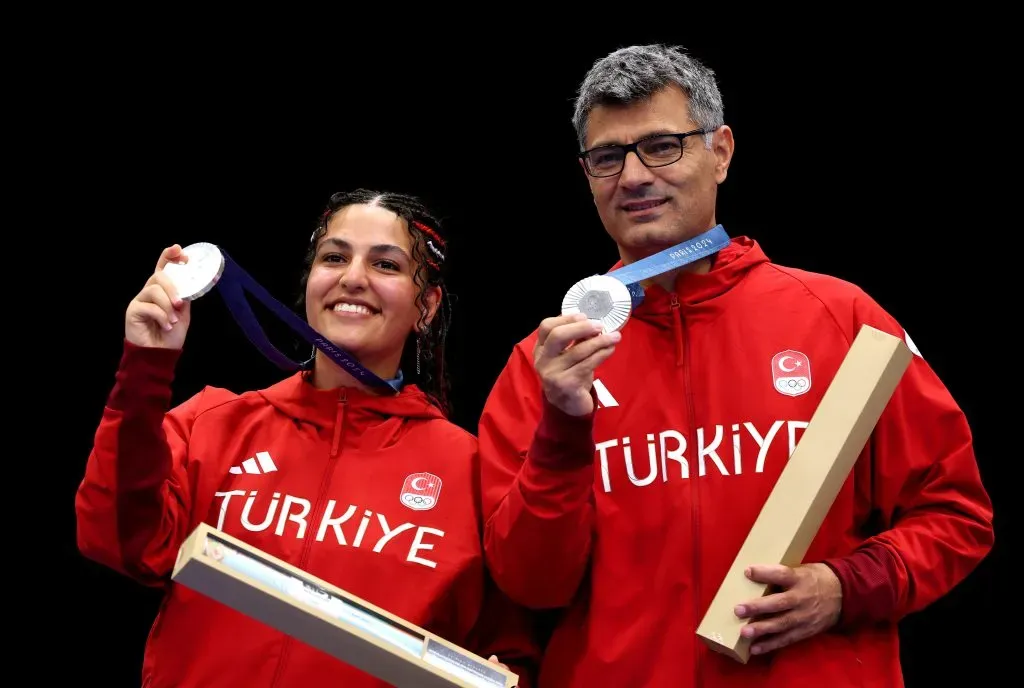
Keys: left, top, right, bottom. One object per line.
{"left": 76, "top": 341, "right": 538, "bottom": 688}
{"left": 478, "top": 236, "right": 993, "bottom": 687}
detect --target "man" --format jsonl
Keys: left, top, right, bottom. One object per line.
{"left": 477, "top": 44, "right": 993, "bottom": 687}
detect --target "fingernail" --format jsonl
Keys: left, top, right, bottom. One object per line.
{"left": 609, "top": 331, "right": 621, "bottom": 342}
{"left": 735, "top": 605, "right": 746, "bottom": 617}
{"left": 745, "top": 567, "right": 753, "bottom": 578}
{"left": 170, "top": 315, "right": 179, "bottom": 324}
{"left": 751, "top": 645, "right": 762, "bottom": 655}
{"left": 741, "top": 626, "right": 754, "bottom": 638}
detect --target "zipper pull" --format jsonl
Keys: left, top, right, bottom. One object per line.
{"left": 669, "top": 292, "right": 684, "bottom": 366}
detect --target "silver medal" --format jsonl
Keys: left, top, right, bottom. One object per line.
{"left": 561, "top": 274, "right": 633, "bottom": 333}
{"left": 162, "top": 242, "right": 226, "bottom": 301}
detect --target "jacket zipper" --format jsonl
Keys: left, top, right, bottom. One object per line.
{"left": 671, "top": 293, "right": 703, "bottom": 688}
{"left": 269, "top": 388, "right": 348, "bottom": 688}
{"left": 684, "top": 314, "right": 704, "bottom": 688}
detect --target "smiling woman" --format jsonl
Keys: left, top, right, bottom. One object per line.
{"left": 73, "top": 187, "right": 540, "bottom": 687}
{"left": 298, "top": 189, "right": 453, "bottom": 414}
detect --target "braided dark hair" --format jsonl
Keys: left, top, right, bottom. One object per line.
{"left": 297, "top": 189, "right": 453, "bottom": 415}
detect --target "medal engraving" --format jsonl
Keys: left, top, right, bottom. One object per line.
{"left": 579, "top": 290, "right": 613, "bottom": 319}
{"left": 562, "top": 274, "right": 633, "bottom": 333}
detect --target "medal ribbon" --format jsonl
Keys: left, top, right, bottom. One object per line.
{"left": 213, "top": 250, "right": 402, "bottom": 393}
{"left": 606, "top": 224, "right": 731, "bottom": 307}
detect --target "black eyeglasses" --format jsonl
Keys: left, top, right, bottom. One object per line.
{"left": 579, "top": 128, "right": 711, "bottom": 178}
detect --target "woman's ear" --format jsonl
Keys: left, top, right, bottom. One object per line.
{"left": 417, "top": 285, "right": 442, "bottom": 332}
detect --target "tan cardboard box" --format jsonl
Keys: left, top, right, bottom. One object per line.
{"left": 172, "top": 522, "right": 520, "bottom": 688}
{"left": 696, "top": 324, "right": 913, "bottom": 662}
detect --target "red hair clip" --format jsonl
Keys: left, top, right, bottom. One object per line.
{"left": 412, "top": 220, "right": 446, "bottom": 264}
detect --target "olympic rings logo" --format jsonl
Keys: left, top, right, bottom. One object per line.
{"left": 403, "top": 493, "right": 435, "bottom": 507}
{"left": 775, "top": 376, "right": 810, "bottom": 396}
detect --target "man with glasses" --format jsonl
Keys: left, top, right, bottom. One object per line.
{"left": 477, "top": 43, "right": 993, "bottom": 687}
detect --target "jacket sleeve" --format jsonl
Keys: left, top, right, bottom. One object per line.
{"left": 478, "top": 342, "right": 597, "bottom": 609}
{"left": 462, "top": 571, "right": 542, "bottom": 688}
{"left": 75, "top": 340, "right": 211, "bottom": 586}
{"left": 822, "top": 297, "right": 994, "bottom": 627}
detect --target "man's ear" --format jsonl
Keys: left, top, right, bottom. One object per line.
{"left": 712, "top": 124, "right": 735, "bottom": 184}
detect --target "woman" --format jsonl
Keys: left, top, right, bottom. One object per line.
{"left": 75, "top": 190, "right": 537, "bottom": 687}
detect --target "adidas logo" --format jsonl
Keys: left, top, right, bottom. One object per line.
{"left": 229, "top": 451, "right": 278, "bottom": 475}
{"left": 594, "top": 379, "right": 619, "bottom": 409}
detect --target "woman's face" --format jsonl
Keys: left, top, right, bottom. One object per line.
{"left": 305, "top": 203, "right": 439, "bottom": 376}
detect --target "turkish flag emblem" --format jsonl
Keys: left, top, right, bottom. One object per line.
{"left": 400, "top": 472, "right": 442, "bottom": 511}
{"left": 771, "top": 350, "right": 811, "bottom": 397}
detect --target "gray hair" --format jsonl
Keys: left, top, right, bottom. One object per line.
{"left": 572, "top": 44, "right": 724, "bottom": 151}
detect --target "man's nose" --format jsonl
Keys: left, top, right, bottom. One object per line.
{"left": 618, "top": 151, "right": 656, "bottom": 188}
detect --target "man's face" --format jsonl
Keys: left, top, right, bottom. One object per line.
{"left": 581, "top": 84, "right": 734, "bottom": 260}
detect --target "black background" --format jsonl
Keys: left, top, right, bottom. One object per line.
{"left": 35, "top": 22, "right": 1007, "bottom": 687}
